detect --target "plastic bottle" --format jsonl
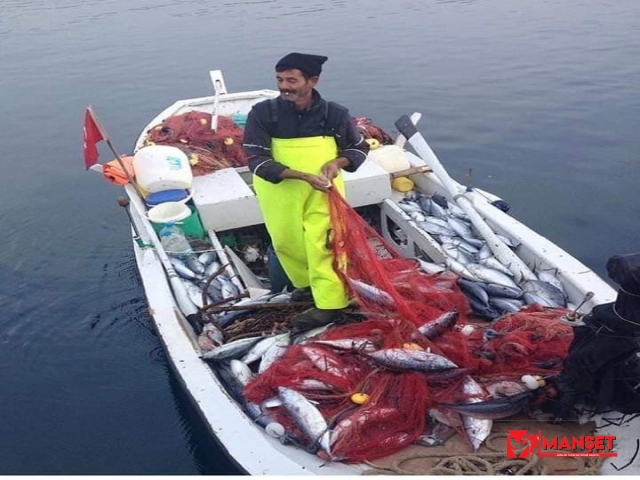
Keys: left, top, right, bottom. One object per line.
{"left": 159, "top": 222, "right": 193, "bottom": 256}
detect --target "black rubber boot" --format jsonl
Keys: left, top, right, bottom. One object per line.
{"left": 291, "top": 308, "right": 346, "bottom": 331}
{"left": 290, "top": 286, "right": 313, "bottom": 302}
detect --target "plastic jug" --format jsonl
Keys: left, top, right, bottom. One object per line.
{"left": 159, "top": 222, "right": 193, "bottom": 256}
{"left": 133, "top": 145, "right": 193, "bottom": 194}
{"left": 367, "top": 145, "right": 410, "bottom": 173}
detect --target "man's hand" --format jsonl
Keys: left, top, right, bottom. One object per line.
{"left": 321, "top": 157, "right": 350, "bottom": 180}
{"left": 305, "top": 173, "right": 332, "bottom": 192}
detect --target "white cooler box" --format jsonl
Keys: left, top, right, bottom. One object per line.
{"left": 192, "top": 161, "right": 392, "bottom": 232}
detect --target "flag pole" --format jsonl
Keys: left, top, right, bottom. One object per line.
{"left": 87, "top": 106, "right": 146, "bottom": 199}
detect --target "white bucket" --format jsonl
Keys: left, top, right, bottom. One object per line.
{"left": 133, "top": 145, "right": 193, "bottom": 193}
{"left": 146, "top": 202, "right": 191, "bottom": 224}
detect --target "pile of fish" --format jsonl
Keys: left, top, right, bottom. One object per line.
{"left": 198, "top": 314, "right": 542, "bottom": 459}
{"left": 169, "top": 250, "right": 241, "bottom": 309}
{"left": 396, "top": 191, "right": 569, "bottom": 319}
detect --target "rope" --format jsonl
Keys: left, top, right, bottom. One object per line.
{"left": 360, "top": 432, "right": 605, "bottom": 476}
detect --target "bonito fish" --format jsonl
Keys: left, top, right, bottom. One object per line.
{"left": 367, "top": 348, "right": 458, "bottom": 371}
{"left": 278, "top": 387, "right": 331, "bottom": 453}
{"left": 417, "top": 311, "right": 459, "bottom": 339}
{"left": 458, "top": 376, "right": 493, "bottom": 452}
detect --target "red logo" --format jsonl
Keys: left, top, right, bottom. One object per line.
{"left": 506, "top": 430, "right": 616, "bottom": 458}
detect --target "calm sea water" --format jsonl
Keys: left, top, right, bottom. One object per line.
{"left": 1, "top": 0, "right": 639, "bottom": 474}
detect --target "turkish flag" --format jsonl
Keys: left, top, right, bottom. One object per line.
{"left": 83, "top": 107, "right": 105, "bottom": 169}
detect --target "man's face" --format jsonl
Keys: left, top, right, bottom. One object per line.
{"left": 276, "top": 69, "right": 318, "bottom": 104}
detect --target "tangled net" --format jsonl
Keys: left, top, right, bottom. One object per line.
{"left": 145, "top": 111, "right": 247, "bottom": 176}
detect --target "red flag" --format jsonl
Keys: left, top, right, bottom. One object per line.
{"left": 83, "top": 107, "right": 105, "bottom": 169}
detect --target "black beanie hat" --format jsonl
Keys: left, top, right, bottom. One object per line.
{"left": 275, "top": 52, "right": 328, "bottom": 77}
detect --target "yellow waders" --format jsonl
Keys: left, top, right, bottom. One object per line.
{"left": 253, "top": 136, "right": 349, "bottom": 310}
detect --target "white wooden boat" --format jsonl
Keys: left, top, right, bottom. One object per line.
{"left": 111, "top": 71, "right": 637, "bottom": 474}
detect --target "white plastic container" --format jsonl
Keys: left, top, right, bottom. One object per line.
{"left": 146, "top": 201, "right": 191, "bottom": 224}
{"left": 133, "top": 145, "right": 193, "bottom": 193}
{"left": 367, "top": 145, "right": 410, "bottom": 173}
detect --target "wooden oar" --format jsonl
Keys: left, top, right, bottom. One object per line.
{"left": 394, "top": 115, "right": 536, "bottom": 284}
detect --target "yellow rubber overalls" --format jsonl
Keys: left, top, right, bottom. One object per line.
{"left": 253, "top": 136, "right": 349, "bottom": 310}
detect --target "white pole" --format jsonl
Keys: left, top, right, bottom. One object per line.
{"left": 395, "top": 116, "right": 536, "bottom": 284}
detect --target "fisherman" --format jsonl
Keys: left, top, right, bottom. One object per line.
{"left": 550, "top": 253, "right": 640, "bottom": 421}
{"left": 243, "top": 52, "right": 369, "bottom": 329}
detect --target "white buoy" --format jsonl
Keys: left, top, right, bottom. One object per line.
{"left": 521, "top": 374, "right": 540, "bottom": 390}
{"left": 265, "top": 422, "right": 285, "bottom": 438}
{"left": 461, "top": 325, "right": 476, "bottom": 336}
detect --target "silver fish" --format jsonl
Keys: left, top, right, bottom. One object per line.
{"left": 258, "top": 333, "right": 291, "bottom": 374}
{"left": 293, "top": 324, "right": 333, "bottom": 345}
{"left": 455, "top": 250, "right": 476, "bottom": 266}
{"left": 242, "top": 334, "right": 285, "bottom": 365}
{"left": 185, "top": 254, "right": 206, "bottom": 275}
{"left": 204, "top": 260, "right": 222, "bottom": 278}
{"left": 496, "top": 233, "right": 520, "bottom": 249}
{"left": 297, "top": 378, "right": 335, "bottom": 391}
{"left": 447, "top": 202, "right": 467, "bottom": 219}
{"left": 461, "top": 237, "right": 484, "bottom": 249}
{"left": 219, "top": 276, "right": 240, "bottom": 299}
{"left": 440, "top": 391, "right": 532, "bottom": 420}
{"left": 183, "top": 280, "right": 210, "bottom": 308}
{"left": 409, "top": 211, "right": 426, "bottom": 223}
{"left": 367, "top": 348, "right": 458, "bottom": 371}
{"left": 478, "top": 282, "right": 523, "bottom": 299}
{"left": 446, "top": 258, "right": 478, "bottom": 281}
{"left": 522, "top": 280, "right": 566, "bottom": 307}
{"left": 447, "top": 217, "right": 474, "bottom": 239}
{"left": 198, "top": 251, "right": 218, "bottom": 266}
{"left": 459, "top": 376, "right": 493, "bottom": 451}
{"left": 397, "top": 201, "right": 423, "bottom": 214}
{"left": 441, "top": 242, "right": 463, "bottom": 261}
{"left": 450, "top": 238, "right": 480, "bottom": 255}
{"left": 417, "top": 259, "right": 447, "bottom": 275}
{"left": 425, "top": 216, "right": 452, "bottom": 229}
{"left": 170, "top": 258, "right": 199, "bottom": 280}
{"left": 348, "top": 279, "right": 394, "bottom": 306}
{"left": 229, "top": 359, "right": 254, "bottom": 386}
{"left": 203, "top": 278, "right": 223, "bottom": 303}
{"left": 201, "top": 335, "right": 263, "bottom": 361}
{"left": 312, "top": 338, "right": 377, "bottom": 352}
{"left": 523, "top": 292, "right": 557, "bottom": 308}
{"left": 477, "top": 244, "right": 493, "bottom": 260}
{"left": 466, "top": 264, "right": 518, "bottom": 288}
{"left": 419, "top": 220, "right": 457, "bottom": 237}
{"left": 458, "top": 279, "right": 490, "bottom": 305}
{"left": 537, "top": 269, "right": 566, "bottom": 295}
{"left": 278, "top": 387, "right": 331, "bottom": 453}
{"left": 417, "top": 311, "right": 459, "bottom": 339}
{"left": 417, "top": 196, "right": 433, "bottom": 214}
{"left": 480, "top": 257, "right": 514, "bottom": 277}
{"left": 489, "top": 297, "right": 524, "bottom": 314}
{"left": 302, "top": 346, "right": 346, "bottom": 376}
{"left": 428, "top": 198, "right": 447, "bottom": 217}
{"left": 202, "top": 322, "right": 224, "bottom": 347}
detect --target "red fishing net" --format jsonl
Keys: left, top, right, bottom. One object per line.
{"left": 242, "top": 161, "right": 576, "bottom": 462}
{"left": 353, "top": 117, "right": 395, "bottom": 145}
{"left": 145, "top": 111, "right": 247, "bottom": 176}
{"left": 245, "top": 191, "right": 572, "bottom": 462}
